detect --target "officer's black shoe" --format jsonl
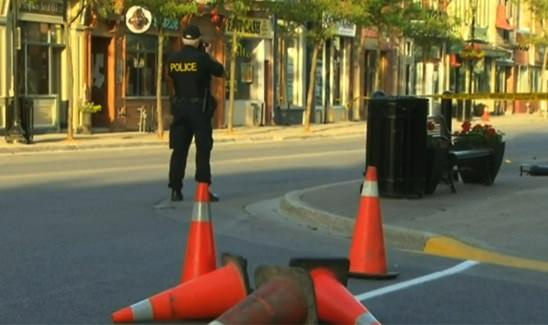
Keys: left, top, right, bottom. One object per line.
{"left": 209, "top": 191, "right": 220, "bottom": 202}
{"left": 171, "top": 189, "right": 183, "bottom": 202}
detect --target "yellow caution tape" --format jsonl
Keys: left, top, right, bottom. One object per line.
{"left": 363, "top": 93, "right": 548, "bottom": 101}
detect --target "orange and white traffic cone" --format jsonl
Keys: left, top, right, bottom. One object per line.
{"left": 349, "top": 166, "right": 398, "bottom": 279}
{"left": 180, "top": 182, "right": 217, "bottom": 283}
{"left": 481, "top": 109, "right": 490, "bottom": 122}
{"left": 290, "top": 258, "right": 381, "bottom": 325}
{"left": 112, "top": 254, "right": 250, "bottom": 323}
{"left": 210, "top": 265, "right": 317, "bottom": 325}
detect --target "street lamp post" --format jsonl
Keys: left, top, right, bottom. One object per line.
{"left": 5, "top": 0, "right": 25, "bottom": 143}
{"left": 464, "top": 0, "right": 478, "bottom": 122}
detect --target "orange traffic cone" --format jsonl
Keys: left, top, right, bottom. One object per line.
{"left": 112, "top": 254, "right": 250, "bottom": 323}
{"left": 349, "top": 166, "right": 398, "bottom": 279}
{"left": 210, "top": 265, "right": 317, "bottom": 325}
{"left": 180, "top": 182, "right": 217, "bottom": 283}
{"left": 481, "top": 109, "right": 490, "bottom": 122}
{"left": 290, "top": 258, "right": 380, "bottom": 325}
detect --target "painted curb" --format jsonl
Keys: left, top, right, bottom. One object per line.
{"left": 279, "top": 180, "right": 436, "bottom": 252}
{"left": 280, "top": 181, "right": 548, "bottom": 273}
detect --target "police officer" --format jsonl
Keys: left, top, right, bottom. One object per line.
{"left": 166, "top": 24, "right": 224, "bottom": 202}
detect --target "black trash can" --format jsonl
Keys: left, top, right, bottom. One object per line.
{"left": 4, "top": 97, "right": 30, "bottom": 144}
{"left": 20, "top": 97, "right": 34, "bottom": 143}
{"left": 365, "top": 96, "right": 428, "bottom": 198}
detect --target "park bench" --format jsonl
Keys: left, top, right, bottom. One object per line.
{"left": 427, "top": 115, "right": 496, "bottom": 193}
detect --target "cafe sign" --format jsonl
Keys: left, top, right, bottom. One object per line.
{"left": 335, "top": 20, "right": 356, "bottom": 37}
{"left": 125, "top": 6, "right": 152, "bottom": 34}
{"left": 225, "top": 17, "right": 273, "bottom": 39}
{"left": 19, "top": 0, "right": 65, "bottom": 17}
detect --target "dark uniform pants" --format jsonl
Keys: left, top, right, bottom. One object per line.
{"left": 169, "top": 101, "right": 213, "bottom": 191}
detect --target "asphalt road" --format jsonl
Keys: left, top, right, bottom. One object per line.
{"left": 1, "top": 136, "right": 547, "bottom": 324}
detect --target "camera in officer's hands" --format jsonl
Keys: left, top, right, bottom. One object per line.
{"left": 197, "top": 41, "right": 209, "bottom": 53}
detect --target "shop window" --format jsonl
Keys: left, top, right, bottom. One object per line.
{"left": 126, "top": 35, "right": 178, "bottom": 97}
{"left": 225, "top": 38, "right": 257, "bottom": 100}
{"left": 17, "top": 22, "right": 62, "bottom": 96}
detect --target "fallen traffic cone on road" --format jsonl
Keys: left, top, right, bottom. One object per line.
{"left": 290, "top": 257, "right": 381, "bottom": 325}
{"left": 180, "top": 182, "right": 217, "bottom": 282}
{"left": 112, "top": 254, "right": 250, "bottom": 323}
{"left": 349, "top": 166, "right": 398, "bottom": 279}
{"left": 210, "top": 265, "right": 317, "bottom": 325}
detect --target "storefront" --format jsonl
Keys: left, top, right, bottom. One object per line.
{"left": 87, "top": 6, "right": 183, "bottom": 131}
{"left": 224, "top": 16, "right": 273, "bottom": 127}
{"left": 16, "top": 0, "right": 65, "bottom": 131}
{"left": 314, "top": 21, "right": 355, "bottom": 122}
{"left": 0, "top": 0, "right": 8, "bottom": 130}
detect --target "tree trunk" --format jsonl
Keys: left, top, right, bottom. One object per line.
{"left": 422, "top": 50, "right": 428, "bottom": 95}
{"left": 279, "top": 37, "right": 287, "bottom": 107}
{"left": 374, "top": 35, "right": 382, "bottom": 92}
{"left": 228, "top": 30, "right": 238, "bottom": 133}
{"left": 156, "top": 32, "right": 164, "bottom": 138}
{"left": 304, "top": 41, "right": 322, "bottom": 132}
{"left": 541, "top": 44, "right": 548, "bottom": 118}
{"left": 352, "top": 29, "right": 365, "bottom": 120}
{"left": 65, "top": 23, "right": 75, "bottom": 141}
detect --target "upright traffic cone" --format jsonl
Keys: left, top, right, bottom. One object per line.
{"left": 349, "top": 166, "right": 398, "bottom": 279}
{"left": 112, "top": 254, "right": 250, "bottom": 323}
{"left": 181, "top": 182, "right": 217, "bottom": 283}
{"left": 290, "top": 258, "right": 381, "bottom": 325}
{"left": 481, "top": 109, "right": 490, "bottom": 122}
{"left": 210, "top": 265, "right": 317, "bottom": 325}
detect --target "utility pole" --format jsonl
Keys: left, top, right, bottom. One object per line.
{"left": 5, "top": 0, "right": 26, "bottom": 143}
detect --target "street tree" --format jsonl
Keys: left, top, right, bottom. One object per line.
{"left": 347, "top": 0, "right": 423, "bottom": 93}
{"left": 520, "top": 0, "right": 548, "bottom": 106}
{"left": 124, "top": 0, "right": 199, "bottom": 138}
{"left": 215, "top": 0, "right": 254, "bottom": 133}
{"left": 404, "top": 5, "right": 461, "bottom": 94}
{"left": 263, "top": 0, "right": 345, "bottom": 132}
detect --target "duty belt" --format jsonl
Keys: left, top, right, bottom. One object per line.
{"left": 181, "top": 97, "right": 203, "bottom": 104}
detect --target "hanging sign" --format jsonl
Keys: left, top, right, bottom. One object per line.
{"left": 225, "top": 17, "right": 273, "bottom": 38}
{"left": 125, "top": 6, "right": 152, "bottom": 34}
{"left": 19, "top": 0, "right": 65, "bottom": 16}
{"left": 335, "top": 20, "right": 356, "bottom": 37}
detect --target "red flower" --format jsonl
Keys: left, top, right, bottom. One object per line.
{"left": 461, "top": 121, "right": 471, "bottom": 133}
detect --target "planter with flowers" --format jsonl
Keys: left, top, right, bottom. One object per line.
{"left": 452, "top": 121, "right": 505, "bottom": 184}
{"left": 79, "top": 100, "right": 102, "bottom": 134}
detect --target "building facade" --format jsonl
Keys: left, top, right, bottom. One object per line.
{"left": 1, "top": 0, "right": 546, "bottom": 137}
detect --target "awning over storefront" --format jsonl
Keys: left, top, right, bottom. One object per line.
{"left": 496, "top": 58, "right": 514, "bottom": 67}
{"left": 496, "top": 4, "right": 513, "bottom": 31}
{"left": 451, "top": 42, "right": 512, "bottom": 59}
{"left": 476, "top": 43, "right": 512, "bottom": 59}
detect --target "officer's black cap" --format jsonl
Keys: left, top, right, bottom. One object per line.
{"left": 182, "top": 24, "right": 201, "bottom": 40}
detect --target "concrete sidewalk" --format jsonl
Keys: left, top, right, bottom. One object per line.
{"left": 280, "top": 114, "right": 548, "bottom": 273}
{"left": 0, "top": 121, "right": 366, "bottom": 155}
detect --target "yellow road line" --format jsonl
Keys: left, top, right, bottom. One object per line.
{"left": 424, "top": 236, "right": 548, "bottom": 273}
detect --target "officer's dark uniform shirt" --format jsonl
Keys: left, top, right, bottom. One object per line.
{"left": 167, "top": 46, "right": 224, "bottom": 99}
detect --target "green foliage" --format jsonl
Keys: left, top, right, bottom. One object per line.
{"left": 347, "top": 0, "right": 421, "bottom": 38}
{"left": 261, "top": 0, "right": 345, "bottom": 42}
{"left": 124, "top": 0, "right": 198, "bottom": 22}
{"left": 405, "top": 9, "right": 460, "bottom": 44}
{"left": 79, "top": 100, "right": 102, "bottom": 113}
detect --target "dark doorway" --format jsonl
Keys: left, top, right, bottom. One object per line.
{"left": 91, "top": 36, "right": 111, "bottom": 128}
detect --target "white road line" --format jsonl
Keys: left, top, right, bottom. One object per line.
{"left": 355, "top": 260, "right": 479, "bottom": 301}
